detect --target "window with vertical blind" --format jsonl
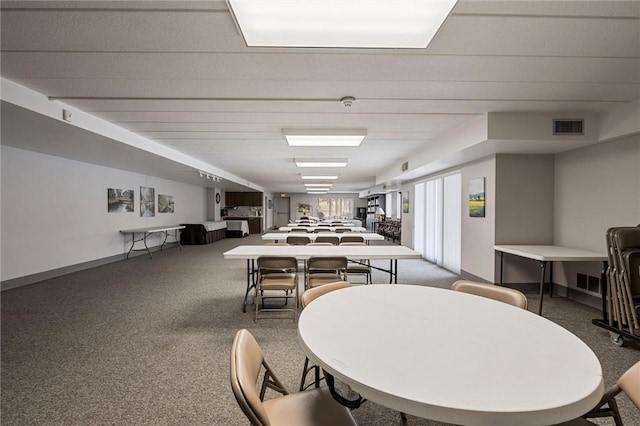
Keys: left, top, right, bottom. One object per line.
{"left": 317, "top": 198, "right": 354, "bottom": 218}
{"left": 413, "top": 173, "right": 461, "bottom": 274}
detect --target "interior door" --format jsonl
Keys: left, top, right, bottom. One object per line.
{"left": 274, "top": 197, "right": 291, "bottom": 228}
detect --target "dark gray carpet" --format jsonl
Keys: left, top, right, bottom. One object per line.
{"left": 2, "top": 235, "right": 638, "bottom": 425}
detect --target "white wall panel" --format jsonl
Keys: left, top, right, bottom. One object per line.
{"left": 1, "top": 146, "right": 206, "bottom": 282}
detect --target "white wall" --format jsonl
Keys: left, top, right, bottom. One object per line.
{"left": 461, "top": 156, "right": 497, "bottom": 281}
{"left": 1, "top": 146, "right": 206, "bottom": 282}
{"left": 553, "top": 135, "right": 640, "bottom": 289}
{"left": 495, "top": 154, "right": 555, "bottom": 245}
{"left": 206, "top": 187, "right": 223, "bottom": 221}
{"left": 493, "top": 154, "right": 555, "bottom": 284}
{"left": 555, "top": 135, "right": 640, "bottom": 251}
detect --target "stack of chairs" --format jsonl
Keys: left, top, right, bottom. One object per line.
{"left": 377, "top": 220, "right": 401, "bottom": 242}
{"left": 605, "top": 226, "right": 640, "bottom": 338}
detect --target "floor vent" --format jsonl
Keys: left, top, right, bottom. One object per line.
{"left": 553, "top": 119, "right": 584, "bottom": 135}
{"left": 577, "top": 272, "right": 600, "bottom": 293}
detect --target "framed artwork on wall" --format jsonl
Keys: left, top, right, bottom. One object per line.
{"left": 402, "top": 191, "right": 410, "bottom": 214}
{"left": 107, "top": 188, "right": 134, "bottom": 213}
{"left": 469, "top": 178, "right": 486, "bottom": 217}
{"left": 140, "top": 186, "right": 155, "bottom": 217}
{"left": 158, "top": 194, "right": 174, "bottom": 213}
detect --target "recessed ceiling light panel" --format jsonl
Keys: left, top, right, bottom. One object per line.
{"left": 304, "top": 183, "right": 333, "bottom": 187}
{"left": 284, "top": 128, "right": 367, "bottom": 147}
{"left": 301, "top": 174, "right": 339, "bottom": 180}
{"left": 295, "top": 158, "right": 348, "bottom": 168}
{"left": 227, "top": 0, "right": 458, "bottom": 48}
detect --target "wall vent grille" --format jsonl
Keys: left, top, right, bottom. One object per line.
{"left": 553, "top": 119, "right": 584, "bottom": 135}
{"left": 577, "top": 272, "right": 600, "bottom": 293}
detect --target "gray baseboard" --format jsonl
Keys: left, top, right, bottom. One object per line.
{"left": 458, "top": 270, "right": 491, "bottom": 283}
{"left": 1, "top": 247, "right": 163, "bottom": 291}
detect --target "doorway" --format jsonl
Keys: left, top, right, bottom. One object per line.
{"left": 274, "top": 197, "right": 291, "bottom": 228}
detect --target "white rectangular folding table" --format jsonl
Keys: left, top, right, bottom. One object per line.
{"left": 494, "top": 245, "right": 608, "bottom": 315}
{"left": 261, "top": 232, "right": 384, "bottom": 244}
{"left": 298, "top": 285, "right": 604, "bottom": 426}
{"left": 223, "top": 244, "right": 422, "bottom": 312}
{"left": 120, "top": 225, "right": 185, "bottom": 259}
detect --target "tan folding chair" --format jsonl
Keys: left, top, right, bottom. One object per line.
{"left": 286, "top": 235, "right": 311, "bottom": 245}
{"left": 289, "top": 227, "right": 310, "bottom": 233}
{"left": 255, "top": 256, "right": 298, "bottom": 322}
{"left": 230, "top": 329, "right": 357, "bottom": 426}
{"left": 556, "top": 359, "right": 640, "bottom": 426}
{"left": 339, "top": 235, "right": 365, "bottom": 243}
{"left": 339, "top": 242, "right": 372, "bottom": 285}
{"left": 306, "top": 256, "right": 348, "bottom": 289}
{"left": 451, "top": 280, "right": 528, "bottom": 309}
{"left": 299, "top": 281, "right": 352, "bottom": 391}
{"left": 315, "top": 235, "right": 340, "bottom": 245}
{"left": 334, "top": 227, "right": 351, "bottom": 233}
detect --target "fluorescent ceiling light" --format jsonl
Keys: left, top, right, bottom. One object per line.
{"left": 301, "top": 175, "right": 339, "bottom": 180}
{"left": 284, "top": 129, "right": 366, "bottom": 147}
{"left": 295, "top": 158, "right": 348, "bottom": 168}
{"left": 227, "top": 0, "right": 458, "bottom": 48}
{"left": 307, "top": 191, "right": 328, "bottom": 194}
{"left": 305, "top": 183, "right": 333, "bottom": 187}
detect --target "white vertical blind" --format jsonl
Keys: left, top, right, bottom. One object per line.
{"left": 413, "top": 173, "right": 461, "bottom": 273}
{"left": 443, "top": 174, "right": 461, "bottom": 274}
{"left": 424, "top": 179, "right": 443, "bottom": 263}
{"left": 414, "top": 182, "right": 425, "bottom": 257}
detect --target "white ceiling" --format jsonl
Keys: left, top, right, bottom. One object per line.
{"left": 1, "top": 0, "right": 639, "bottom": 194}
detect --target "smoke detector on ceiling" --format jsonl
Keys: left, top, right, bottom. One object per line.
{"left": 340, "top": 96, "right": 356, "bottom": 107}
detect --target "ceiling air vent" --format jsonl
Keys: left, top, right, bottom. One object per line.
{"left": 553, "top": 119, "right": 584, "bottom": 135}
{"left": 401, "top": 161, "right": 409, "bottom": 172}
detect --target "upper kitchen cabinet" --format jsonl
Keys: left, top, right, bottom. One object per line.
{"left": 225, "top": 192, "right": 262, "bottom": 207}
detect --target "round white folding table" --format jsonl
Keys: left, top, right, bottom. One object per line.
{"left": 297, "top": 285, "right": 604, "bottom": 426}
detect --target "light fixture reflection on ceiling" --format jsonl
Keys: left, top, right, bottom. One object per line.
{"left": 284, "top": 129, "right": 366, "bottom": 147}
{"left": 227, "top": 0, "right": 458, "bottom": 48}
{"left": 301, "top": 174, "right": 339, "bottom": 180}
{"left": 295, "top": 158, "right": 348, "bottom": 168}
{"left": 198, "top": 171, "right": 222, "bottom": 182}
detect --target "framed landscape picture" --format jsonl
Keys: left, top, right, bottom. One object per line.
{"left": 402, "top": 191, "right": 410, "bottom": 214}
{"left": 469, "top": 178, "right": 485, "bottom": 217}
{"left": 140, "top": 186, "right": 155, "bottom": 217}
{"left": 158, "top": 194, "right": 174, "bottom": 213}
{"left": 107, "top": 188, "right": 134, "bottom": 213}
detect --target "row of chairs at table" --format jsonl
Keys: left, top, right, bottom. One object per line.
{"left": 289, "top": 226, "right": 354, "bottom": 233}
{"left": 253, "top": 251, "right": 370, "bottom": 323}
{"left": 283, "top": 235, "right": 365, "bottom": 245}
{"left": 232, "top": 280, "right": 640, "bottom": 425}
